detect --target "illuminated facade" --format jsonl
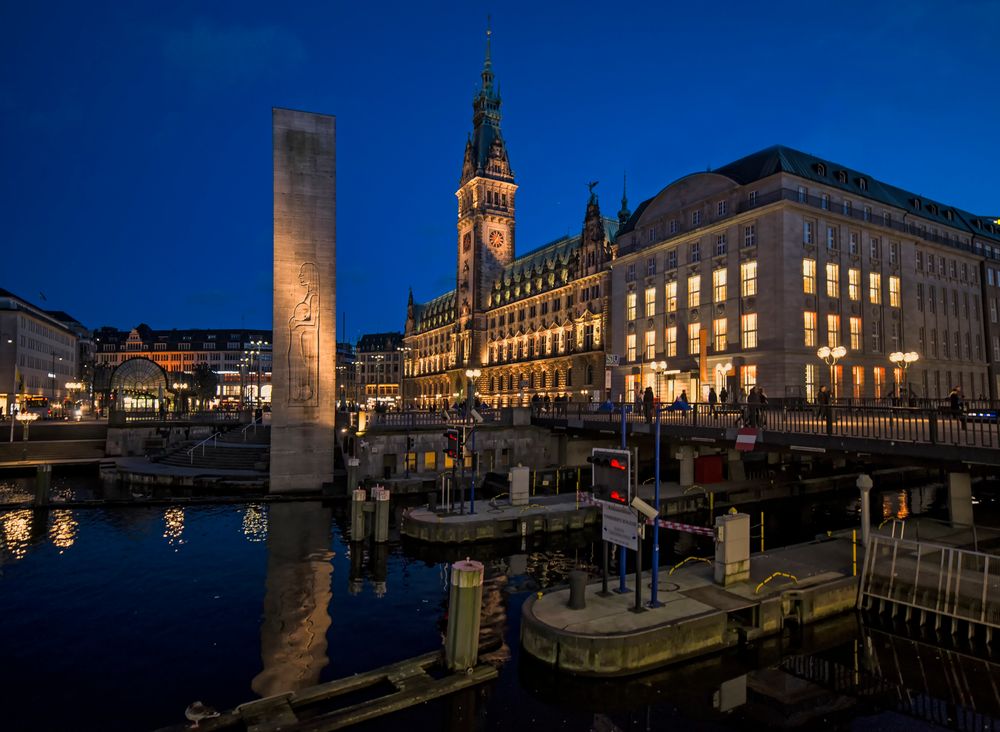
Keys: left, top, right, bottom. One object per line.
{"left": 93, "top": 324, "right": 272, "bottom": 405}
{"left": 610, "top": 146, "right": 1000, "bottom": 402}
{"left": 355, "top": 332, "right": 402, "bottom": 406}
{"left": 403, "top": 35, "right": 619, "bottom": 408}
{"left": 0, "top": 288, "right": 79, "bottom": 415}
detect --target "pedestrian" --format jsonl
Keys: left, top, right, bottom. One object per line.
{"left": 543, "top": 394, "right": 551, "bottom": 413}
{"left": 708, "top": 386, "right": 718, "bottom": 418}
{"left": 949, "top": 385, "right": 966, "bottom": 431}
{"left": 818, "top": 384, "right": 832, "bottom": 431}
{"left": 747, "top": 386, "right": 760, "bottom": 427}
{"left": 758, "top": 387, "right": 769, "bottom": 427}
{"left": 643, "top": 386, "right": 654, "bottom": 423}
{"left": 719, "top": 386, "right": 729, "bottom": 404}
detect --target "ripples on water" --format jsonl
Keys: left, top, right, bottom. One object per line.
{"left": 1, "top": 481, "right": 998, "bottom": 731}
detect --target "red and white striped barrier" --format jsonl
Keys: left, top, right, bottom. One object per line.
{"left": 581, "top": 493, "right": 715, "bottom": 536}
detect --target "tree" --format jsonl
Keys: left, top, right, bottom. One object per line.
{"left": 192, "top": 363, "right": 219, "bottom": 406}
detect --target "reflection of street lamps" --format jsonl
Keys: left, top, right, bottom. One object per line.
{"left": 817, "top": 345, "right": 847, "bottom": 398}
{"left": 889, "top": 351, "right": 919, "bottom": 398}
{"left": 650, "top": 360, "right": 668, "bottom": 402}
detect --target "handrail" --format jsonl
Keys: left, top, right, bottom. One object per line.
{"left": 241, "top": 417, "right": 262, "bottom": 442}
{"left": 188, "top": 431, "right": 221, "bottom": 464}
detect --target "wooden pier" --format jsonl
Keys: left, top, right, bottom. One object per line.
{"left": 156, "top": 651, "right": 496, "bottom": 731}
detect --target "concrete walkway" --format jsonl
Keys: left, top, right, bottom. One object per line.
{"left": 403, "top": 494, "right": 599, "bottom": 543}
{"left": 521, "top": 536, "right": 860, "bottom": 676}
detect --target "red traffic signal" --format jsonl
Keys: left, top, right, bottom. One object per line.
{"left": 589, "top": 448, "right": 631, "bottom": 506}
{"left": 442, "top": 429, "right": 462, "bottom": 459}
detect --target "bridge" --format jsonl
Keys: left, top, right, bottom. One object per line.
{"left": 529, "top": 401, "right": 1000, "bottom": 467}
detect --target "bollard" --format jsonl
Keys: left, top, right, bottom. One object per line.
{"left": 856, "top": 474, "right": 873, "bottom": 548}
{"left": 35, "top": 464, "right": 51, "bottom": 506}
{"left": 350, "top": 487, "right": 368, "bottom": 542}
{"left": 567, "top": 569, "right": 587, "bottom": 610}
{"left": 373, "top": 487, "right": 390, "bottom": 543}
{"left": 445, "top": 558, "right": 484, "bottom": 672}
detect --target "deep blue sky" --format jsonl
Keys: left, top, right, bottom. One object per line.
{"left": 3, "top": 1, "right": 998, "bottom": 341}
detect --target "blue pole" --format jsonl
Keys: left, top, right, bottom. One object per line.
{"left": 619, "top": 401, "right": 628, "bottom": 593}
{"left": 650, "top": 406, "right": 661, "bottom": 607}
{"left": 469, "top": 425, "right": 476, "bottom": 514}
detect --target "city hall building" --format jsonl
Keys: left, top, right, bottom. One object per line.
{"left": 609, "top": 146, "right": 1000, "bottom": 403}
{"left": 403, "top": 36, "right": 621, "bottom": 408}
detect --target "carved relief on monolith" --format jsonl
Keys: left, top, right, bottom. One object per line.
{"left": 288, "top": 262, "right": 320, "bottom": 405}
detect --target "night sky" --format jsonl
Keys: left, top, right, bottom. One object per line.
{"left": 4, "top": 1, "right": 998, "bottom": 341}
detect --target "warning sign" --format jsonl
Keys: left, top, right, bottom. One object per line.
{"left": 601, "top": 502, "right": 638, "bottom": 550}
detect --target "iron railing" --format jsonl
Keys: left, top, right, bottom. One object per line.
{"left": 860, "top": 534, "right": 1000, "bottom": 632}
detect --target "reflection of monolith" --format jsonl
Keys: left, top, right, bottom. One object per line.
{"left": 271, "top": 108, "right": 337, "bottom": 493}
{"left": 252, "top": 502, "right": 333, "bottom": 697}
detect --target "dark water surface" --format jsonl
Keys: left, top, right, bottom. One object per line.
{"left": 1, "top": 471, "right": 998, "bottom": 731}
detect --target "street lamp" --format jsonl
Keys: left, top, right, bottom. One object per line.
{"left": 817, "top": 345, "right": 847, "bottom": 398}
{"left": 3, "top": 333, "right": 15, "bottom": 442}
{"left": 649, "top": 360, "right": 668, "bottom": 402}
{"left": 397, "top": 345, "right": 412, "bottom": 411}
{"left": 172, "top": 381, "right": 190, "bottom": 414}
{"left": 889, "top": 351, "right": 919, "bottom": 400}
{"left": 464, "top": 368, "right": 481, "bottom": 413}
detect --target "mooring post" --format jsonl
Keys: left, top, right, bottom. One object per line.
{"left": 856, "top": 474, "right": 873, "bottom": 548}
{"left": 444, "top": 558, "right": 484, "bottom": 672}
{"left": 35, "top": 464, "right": 51, "bottom": 506}
{"left": 350, "top": 487, "right": 368, "bottom": 542}
{"left": 373, "top": 486, "right": 390, "bottom": 543}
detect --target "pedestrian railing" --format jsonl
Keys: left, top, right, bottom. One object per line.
{"left": 528, "top": 401, "right": 1000, "bottom": 451}
{"left": 187, "top": 431, "right": 222, "bottom": 464}
{"left": 859, "top": 534, "right": 1000, "bottom": 633}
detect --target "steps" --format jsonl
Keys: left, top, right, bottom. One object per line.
{"left": 217, "top": 425, "right": 271, "bottom": 446}
{"left": 158, "top": 442, "right": 269, "bottom": 472}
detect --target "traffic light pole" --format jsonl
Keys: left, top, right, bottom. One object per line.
{"left": 468, "top": 425, "right": 476, "bottom": 515}
{"left": 459, "top": 426, "right": 465, "bottom": 516}
{"left": 618, "top": 402, "right": 628, "bottom": 594}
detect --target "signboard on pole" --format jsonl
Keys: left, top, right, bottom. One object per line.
{"left": 735, "top": 427, "right": 758, "bottom": 452}
{"left": 601, "top": 502, "right": 638, "bottom": 550}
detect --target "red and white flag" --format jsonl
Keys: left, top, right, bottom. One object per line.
{"left": 735, "top": 427, "right": 758, "bottom": 452}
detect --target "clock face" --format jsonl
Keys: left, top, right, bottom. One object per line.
{"left": 489, "top": 230, "right": 505, "bottom": 249}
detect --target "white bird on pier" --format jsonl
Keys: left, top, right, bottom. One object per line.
{"left": 184, "top": 701, "right": 220, "bottom": 728}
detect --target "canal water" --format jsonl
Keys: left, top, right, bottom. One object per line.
{"left": 1, "top": 470, "right": 998, "bottom": 731}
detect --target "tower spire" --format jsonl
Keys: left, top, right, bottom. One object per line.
{"left": 618, "top": 171, "right": 631, "bottom": 227}
{"left": 481, "top": 17, "right": 494, "bottom": 92}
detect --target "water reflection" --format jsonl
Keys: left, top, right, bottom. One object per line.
{"left": 241, "top": 503, "right": 268, "bottom": 543}
{"left": 1, "top": 508, "right": 33, "bottom": 559}
{"left": 48, "top": 509, "right": 78, "bottom": 552}
{"left": 252, "top": 502, "right": 334, "bottom": 698}
{"left": 163, "top": 506, "right": 185, "bottom": 547}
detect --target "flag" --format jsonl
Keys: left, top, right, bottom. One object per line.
{"left": 735, "top": 427, "right": 758, "bottom": 452}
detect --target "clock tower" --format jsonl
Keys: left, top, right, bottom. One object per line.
{"left": 455, "top": 26, "right": 517, "bottom": 370}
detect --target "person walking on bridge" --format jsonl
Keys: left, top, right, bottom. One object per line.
{"left": 949, "top": 385, "right": 966, "bottom": 431}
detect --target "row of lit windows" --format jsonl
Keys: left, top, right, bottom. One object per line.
{"left": 803, "top": 259, "right": 900, "bottom": 306}
{"left": 488, "top": 324, "right": 599, "bottom": 364}
{"left": 625, "top": 314, "right": 758, "bottom": 360}
{"left": 626, "top": 261, "right": 757, "bottom": 321}
{"left": 625, "top": 225, "right": 758, "bottom": 281}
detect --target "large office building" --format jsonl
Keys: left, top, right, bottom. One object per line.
{"left": 93, "top": 325, "right": 272, "bottom": 406}
{"left": 403, "top": 35, "right": 620, "bottom": 408}
{"left": 356, "top": 332, "right": 403, "bottom": 407}
{"left": 0, "top": 289, "right": 80, "bottom": 416}
{"left": 610, "top": 146, "right": 1000, "bottom": 402}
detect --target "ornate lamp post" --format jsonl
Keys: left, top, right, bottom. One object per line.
{"left": 889, "top": 351, "right": 919, "bottom": 400}
{"left": 397, "top": 345, "right": 412, "bottom": 411}
{"left": 16, "top": 412, "right": 38, "bottom": 441}
{"left": 714, "top": 361, "right": 733, "bottom": 396}
{"left": 649, "top": 360, "right": 668, "bottom": 402}
{"left": 816, "top": 345, "right": 847, "bottom": 398}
